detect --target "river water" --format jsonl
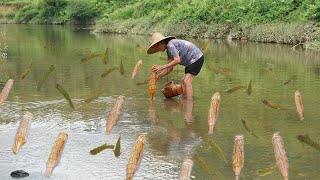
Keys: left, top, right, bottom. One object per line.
{"left": 0, "top": 24, "right": 319, "bottom": 180}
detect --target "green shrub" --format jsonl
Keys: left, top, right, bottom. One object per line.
{"left": 5, "top": 12, "right": 15, "bottom": 19}
{"left": 69, "top": 1, "right": 97, "bottom": 21}
{"left": 15, "top": 4, "right": 39, "bottom": 23}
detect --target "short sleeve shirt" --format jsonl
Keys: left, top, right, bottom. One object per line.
{"left": 166, "top": 39, "right": 203, "bottom": 66}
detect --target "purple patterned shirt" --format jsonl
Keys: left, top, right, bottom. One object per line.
{"left": 166, "top": 39, "right": 203, "bottom": 66}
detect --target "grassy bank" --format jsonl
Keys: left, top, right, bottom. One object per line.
{"left": 0, "top": 0, "right": 320, "bottom": 46}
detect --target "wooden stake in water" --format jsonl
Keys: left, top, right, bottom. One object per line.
{"left": 233, "top": 135, "right": 244, "bottom": 180}
{"left": 149, "top": 71, "right": 157, "bottom": 100}
{"left": 126, "top": 134, "right": 146, "bottom": 180}
{"left": 294, "top": 90, "right": 304, "bottom": 120}
{"left": 208, "top": 92, "right": 221, "bottom": 134}
{"left": 178, "top": 158, "right": 194, "bottom": 180}
{"left": 106, "top": 96, "right": 125, "bottom": 135}
{"left": 0, "top": 79, "right": 14, "bottom": 105}
{"left": 45, "top": 132, "right": 68, "bottom": 177}
{"left": 131, "top": 60, "right": 142, "bottom": 79}
{"left": 272, "top": 132, "right": 289, "bottom": 180}
{"left": 12, "top": 112, "right": 32, "bottom": 154}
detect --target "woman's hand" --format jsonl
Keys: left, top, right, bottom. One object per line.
{"left": 152, "top": 65, "right": 166, "bottom": 72}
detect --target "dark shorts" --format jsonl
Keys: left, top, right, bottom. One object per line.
{"left": 185, "top": 56, "right": 204, "bottom": 75}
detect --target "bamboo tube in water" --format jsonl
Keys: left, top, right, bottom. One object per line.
{"left": 149, "top": 72, "right": 157, "bottom": 100}
{"left": 44, "top": 132, "right": 68, "bottom": 177}
{"left": 131, "top": 60, "right": 142, "bottom": 79}
{"left": 232, "top": 135, "right": 244, "bottom": 180}
{"left": 272, "top": 132, "right": 289, "bottom": 180}
{"left": 106, "top": 95, "right": 125, "bottom": 134}
{"left": 294, "top": 90, "right": 304, "bottom": 120}
{"left": 208, "top": 92, "right": 221, "bottom": 134}
{"left": 0, "top": 79, "right": 14, "bottom": 104}
{"left": 178, "top": 158, "right": 194, "bottom": 180}
{"left": 126, "top": 134, "right": 146, "bottom": 180}
{"left": 12, "top": 112, "right": 33, "bottom": 154}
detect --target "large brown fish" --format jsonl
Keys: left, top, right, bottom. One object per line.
{"left": 149, "top": 71, "right": 157, "bottom": 100}
{"left": 178, "top": 158, "right": 194, "bottom": 180}
{"left": 208, "top": 92, "right": 221, "bottom": 134}
{"left": 294, "top": 91, "right": 304, "bottom": 120}
{"left": 12, "top": 112, "right": 33, "bottom": 154}
{"left": 233, "top": 135, "right": 244, "bottom": 180}
{"left": 126, "top": 134, "right": 146, "bottom": 180}
{"left": 272, "top": 132, "right": 289, "bottom": 180}
{"left": 106, "top": 96, "right": 125, "bottom": 134}
{"left": 131, "top": 60, "right": 143, "bottom": 79}
{"left": 45, "top": 132, "right": 68, "bottom": 177}
{"left": 0, "top": 79, "right": 14, "bottom": 104}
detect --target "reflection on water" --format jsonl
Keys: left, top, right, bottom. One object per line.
{"left": 0, "top": 24, "right": 319, "bottom": 179}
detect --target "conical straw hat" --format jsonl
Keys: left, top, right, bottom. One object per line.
{"left": 147, "top": 32, "right": 175, "bottom": 54}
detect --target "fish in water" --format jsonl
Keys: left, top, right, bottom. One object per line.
{"left": 262, "top": 99, "right": 288, "bottom": 110}
{"left": 102, "top": 48, "right": 108, "bottom": 65}
{"left": 45, "top": 132, "right": 68, "bottom": 177}
{"left": 126, "top": 134, "right": 146, "bottom": 180}
{"left": 131, "top": 60, "right": 143, "bottom": 79}
{"left": 37, "top": 65, "right": 55, "bottom": 91}
{"left": 233, "top": 135, "right": 244, "bottom": 180}
{"left": 10, "top": 170, "right": 29, "bottom": 178}
{"left": 256, "top": 166, "right": 276, "bottom": 176}
{"left": 283, "top": 79, "right": 291, "bottom": 85}
{"left": 192, "top": 154, "right": 215, "bottom": 175}
{"left": 201, "top": 41, "right": 210, "bottom": 53}
{"left": 208, "top": 139, "right": 227, "bottom": 163}
{"left": 225, "top": 85, "right": 245, "bottom": 93}
{"left": 294, "top": 90, "right": 304, "bottom": 120}
{"left": 12, "top": 112, "right": 33, "bottom": 154}
{"left": 136, "top": 79, "right": 149, "bottom": 86}
{"left": 241, "top": 118, "right": 258, "bottom": 138}
{"left": 149, "top": 71, "right": 157, "bottom": 100}
{"left": 272, "top": 132, "right": 289, "bottom": 180}
{"left": 20, "top": 63, "right": 32, "bottom": 79}
{"left": 55, "top": 83, "right": 75, "bottom": 109}
{"left": 84, "top": 87, "right": 104, "bottom": 103}
{"left": 208, "top": 92, "right": 221, "bottom": 134}
{"left": 297, "top": 134, "right": 320, "bottom": 152}
{"left": 80, "top": 53, "right": 102, "bottom": 63}
{"left": 101, "top": 67, "right": 118, "bottom": 78}
{"left": 120, "top": 59, "right": 125, "bottom": 75}
{"left": 178, "top": 158, "right": 194, "bottom": 180}
{"left": 90, "top": 144, "right": 115, "bottom": 155}
{"left": 0, "top": 79, "right": 14, "bottom": 105}
{"left": 246, "top": 80, "right": 252, "bottom": 95}
{"left": 113, "top": 135, "right": 121, "bottom": 157}
{"left": 106, "top": 96, "right": 125, "bottom": 134}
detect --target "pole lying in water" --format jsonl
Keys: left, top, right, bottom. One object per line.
{"left": 126, "top": 134, "right": 146, "bottom": 180}
{"left": 45, "top": 132, "right": 68, "bottom": 177}
{"left": 106, "top": 96, "right": 125, "bottom": 135}
{"left": 0, "top": 79, "right": 14, "bottom": 105}
{"left": 233, "top": 135, "right": 244, "bottom": 180}
{"left": 208, "top": 92, "right": 221, "bottom": 134}
{"left": 12, "top": 112, "right": 33, "bottom": 154}
{"left": 178, "top": 158, "right": 194, "bottom": 180}
{"left": 272, "top": 132, "right": 289, "bottom": 180}
{"left": 294, "top": 90, "right": 304, "bottom": 120}
{"left": 149, "top": 71, "right": 157, "bottom": 100}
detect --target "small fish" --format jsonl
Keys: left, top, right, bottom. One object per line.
{"left": 149, "top": 71, "right": 157, "bottom": 100}
{"left": 256, "top": 166, "right": 276, "bottom": 176}
{"left": 113, "top": 135, "right": 121, "bottom": 157}
{"left": 201, "top": 41, "right": 210, "bottom": 52}
{"left": 37, "top": 65, "right": 55, "bottom": 91}
{"left": 178, "top": 158, "right": 194, "bottom": 180}
{"left": 126, "top": 134, "right": 146, "bottom": 180}
{"left": 283, "top": 79, "right": 291, "bottom": 85}
{"left": 102, "top": 48, "right": 108, "bottom": 64}
{"left": 208, "top": 92, "right": 221, "bottom": 134}
{"left": 192, "top": 154, "right": 215, "bottom": 175}
{"left": 0, "top": 79, "right": 14, "bottom": 105}
{"left": 246, "top": 80, "right": 252, "bottom": 95}
{"left": 297, "top": 134, "right": 320, "bottom": 152}
{"left": 294, "top": 91, "right": 304, "bottom": 120}
{"left": 45, "top": 132, "right": 68, "bottom": 177}
{"left": 120, "top": 60, "right": 124, "bottom": 75}
{"left": 225, "top": 85, "right": 245, "bottom": 93}
{"left": 262, "top": 99, "right": 288, "bottom": 110}
{"left": 101, "top": 67, "right": 118, "bottom": 78}
{"left": 136, "top": 79, "right": 149, "bottom": 86}
{"left": 90, "top": 144, "right": 115, "bottom": 155}
{"left": 131, "top": 60, "right": 143, "bottom": 79}
{"left": 12, "top": 112, "right": 33, "bottom": 154}
{"left": 55, "top": 83, "right": 75, "bottom": 109}
{"left": 208, "top": 139, "right": 227, "bottom": 163}
{"left": 80, "top": 53, "right": 102, "bottom": 63}
{"left": 84, "top": 88, "right": 104, "bottom": 103}
{"left": 106, "top": 96, "right": 125, "bottom": 134}
{"left": 241, "top": 118, "right": 258, "bottom": 138}
{"left": 20, "top": 63, "right": 32, "bottom": 79}
{"left": 233, "top": 135, "right": 244, "bottom": 180}
{"left": 272, "top": 132, "right": 289, "bottom": 180}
